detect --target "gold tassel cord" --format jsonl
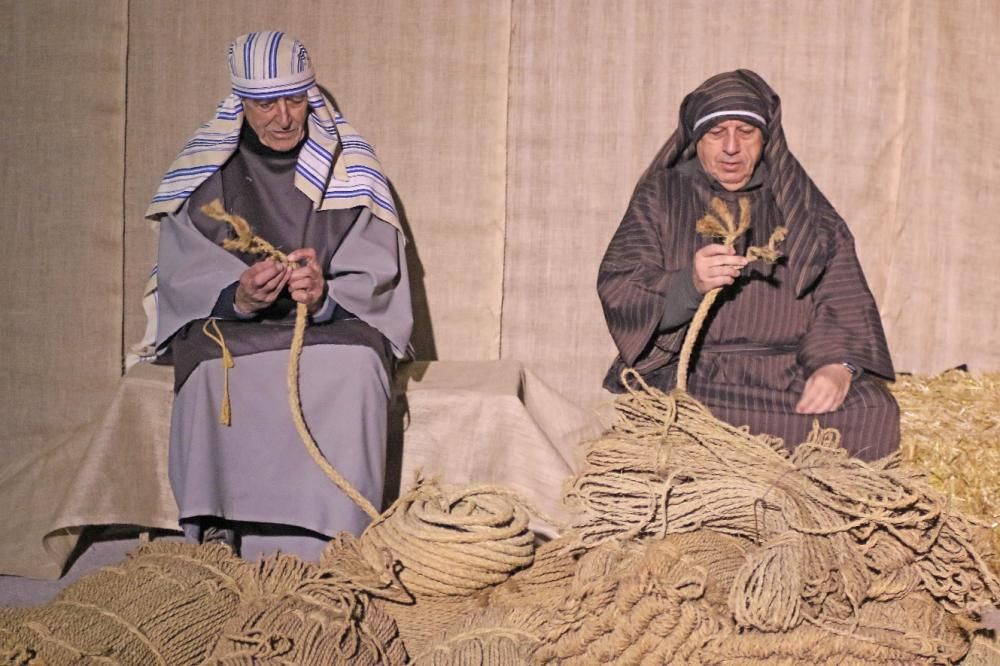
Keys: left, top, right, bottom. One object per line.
{"left": 201, "top": 319, "right": 235, "bottom": 426}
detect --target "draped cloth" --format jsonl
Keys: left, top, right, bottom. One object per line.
{"left": 598, "top": 70, "right": 899, "bottom": 459}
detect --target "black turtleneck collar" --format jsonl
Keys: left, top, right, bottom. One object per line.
{"left": 239, "top": 122, "right": 307, "bottom": 159}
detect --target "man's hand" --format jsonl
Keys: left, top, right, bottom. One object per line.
{"left": 286, "top": 248, "right": 326, "bottom": 314}
{"left": 795, "top": 363, "right": 852, "bottom": 414}
{"left": 235, "top": 259, "right": 291, "bottom": 314}
{"left": 693, "top": 244, "right": 749, "bottom": 294}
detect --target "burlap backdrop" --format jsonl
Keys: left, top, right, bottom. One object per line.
{"left": 2, "top": 0, "right": 999, "bottom": 578}
{"left": 0, "top": 0, "right": 128, "bottom": 577}
{"left": 501, "top": 0, "right": 1000, "bottom": 405}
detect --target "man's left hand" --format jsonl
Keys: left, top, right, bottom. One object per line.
{"left": 286, "top": 248, "right": 326, "bottom": 314}
{"left": 795, "top": 363, "right": 852, "bottom": 414}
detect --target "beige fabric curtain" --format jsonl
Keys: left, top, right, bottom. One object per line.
{"left": 502, "top": 0, "right": 1000, "bottom": 407}
{"left": 0, "top": 0, "right": 128, "bottom": 577}
{"left": 2, "top": 0, "right": 999, "bottom": 578}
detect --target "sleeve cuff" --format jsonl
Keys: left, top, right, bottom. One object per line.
{"left": 309, "top": 294, "right": 339, "bottom": 323}
{"left": 658, "top": 268, "right": 703, "bottom": 331}
{"left": 211, "top": 282, "right": 256, "bottom": 320}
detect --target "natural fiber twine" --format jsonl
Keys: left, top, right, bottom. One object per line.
{"left": 359, "top": 481, "right": 535, "bottom": 598}
{"left": 372, "top": 537, "right": 576, "bottom": 661}
{"left": 4, "top": 377, "right": 998, "bottom": 664}
{"left": 893, "top": 370, "right": 1000, "bottom": 573}
{"left": 6, "top": 201, "right": 998, "bottom": 663}
{"left": 0, "top": 538, "right": 412, "bottom": 665}
{"left": 203, "top": 545, "right": 407, "bottom": 665}
{"left": 0, "top": 542, "right": 249, "bottom": 665}
{"left": 407, "top": 605, "right": 548, "bottom": 665}
{"left": 533, "top": 537, "right": 727, "bottom": 665}
{"left": 565, "top": 372, "right": 1000, "bottom": 637}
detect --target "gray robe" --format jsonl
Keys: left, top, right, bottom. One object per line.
{"left": 155, "top": 136, "right": 411, "bottom": 557}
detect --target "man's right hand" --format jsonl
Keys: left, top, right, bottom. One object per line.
{"left": 234, "top": 259, "right": 291, "bottom": 314}
{"left": 693, "top": 244, "right": 749, "bottom": 294}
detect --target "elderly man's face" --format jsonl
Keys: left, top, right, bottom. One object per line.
{"left": 243, "top": 94, "right": 309, "bottom": 151}
{"left": 696, "top": 120, "right": 764, "bottom": 191}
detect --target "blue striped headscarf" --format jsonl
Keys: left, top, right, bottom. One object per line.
{"left": 146, "top": 31, "right": 399, "bottom": 231}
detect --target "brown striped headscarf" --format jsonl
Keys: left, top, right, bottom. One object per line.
{"left": 641, "top": 69, "right": 836, "bottom": 297}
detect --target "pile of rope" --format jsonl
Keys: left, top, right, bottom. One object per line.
{"left": 203, "top": 536, "right": 408, "bottom": 665}
{"left": 0, "top": 543, "right": 246, "bottom": 664}
{"left": 0, "top": 540, "right": 410, "bottom": 665}
{"left": 6, "top": 199, "right": 998, "bottom": 664}
{"left": 3, "top": 386, "right": 998, "bottom": 665}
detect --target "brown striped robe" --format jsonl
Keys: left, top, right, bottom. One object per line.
{"left": 598, "top": 71, "right": 899, "bottom": 460}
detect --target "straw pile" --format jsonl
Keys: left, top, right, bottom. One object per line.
{"left": 893, "top": 370, "right": 1000, "bottom": 572}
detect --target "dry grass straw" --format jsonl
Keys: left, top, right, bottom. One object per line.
{"left": 893, "top": 370, "right": 1000, "bottom": 573}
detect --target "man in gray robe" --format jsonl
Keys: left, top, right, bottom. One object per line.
{"left": 599, "top": 70, "right": 899, "bottom": 460}
{"left": 146, "top": 31, "right": 411, "bottom": 559}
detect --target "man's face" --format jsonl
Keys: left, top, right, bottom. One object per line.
{"left": 243, "top": 94, "right": 309, "bottom": 151}
{"left": 696, "top": 120, "right": 764, "bottom": 191}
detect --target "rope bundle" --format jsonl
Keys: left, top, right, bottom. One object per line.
{"left": 204, "top": 551, "right": 407, "bottom": 665}
{"left": 408, "top": 605, "right": 547, "bottom": 665}
{"left": 533, "top": 537, "right": 725, "bottom": 665}
{"left": 360, "top": 482, "right": 535, "bottom": 598}
{"left": 565, "top": 374, "right": 1000, "bottom": 637}
{"left": 0, "top": 543, "right": 249, "bottom": 665}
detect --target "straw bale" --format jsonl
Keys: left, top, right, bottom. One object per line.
{"left": 893, "top": 370, "right": 1000, "bottom": 572}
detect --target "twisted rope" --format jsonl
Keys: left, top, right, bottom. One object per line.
{"left": 677, "top": 196, "right": 785, "bottom": 391}
{"left": 359, "top": 481, "right": 535, "bottom": 597}
{"left": 565, "top": 372, "right": 1000, "bottom": 637}
{"left": 200, "top": 200, "right": 379, "bottom": 520}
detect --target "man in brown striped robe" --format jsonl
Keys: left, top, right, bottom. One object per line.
{"left": 598, "top": 70, "right": 899, "bottom": 460}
